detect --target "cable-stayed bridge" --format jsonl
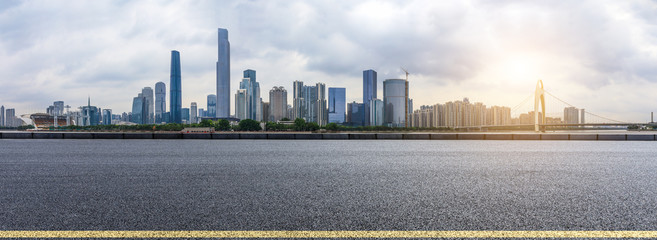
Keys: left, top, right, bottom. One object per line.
{"left": 467, "top": 80, "right": 652, "bottom": 132}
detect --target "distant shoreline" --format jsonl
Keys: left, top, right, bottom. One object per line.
{"left": 0, "top": 131, "right": 655, "bottom": 141}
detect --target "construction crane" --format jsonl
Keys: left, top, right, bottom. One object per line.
{"left": 401, "top": 67, "right": 410, "bottom": 127}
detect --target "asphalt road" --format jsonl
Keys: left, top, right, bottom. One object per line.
{"left": 1, "top": 139, "right": 656, "bottom": 231}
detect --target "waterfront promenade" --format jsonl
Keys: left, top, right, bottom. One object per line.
{"left": 1, "top": 131, "right": 656, "bottom": 141}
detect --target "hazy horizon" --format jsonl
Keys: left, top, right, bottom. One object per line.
{"left": 1, "top": 0, "right": 656, "bottom": 122}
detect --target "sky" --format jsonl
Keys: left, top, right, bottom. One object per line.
{"left": 1, "top": 0, "right": 656, "bottom": 122}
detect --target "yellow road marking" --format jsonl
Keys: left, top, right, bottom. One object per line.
{"left": 1, "top": 231, "right": 657, "bottom": 238}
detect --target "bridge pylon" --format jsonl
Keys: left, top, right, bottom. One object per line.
{"left": 534, "top": 80, "right": 546, "bottom": 132}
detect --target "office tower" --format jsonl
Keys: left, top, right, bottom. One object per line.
{"left": 102, "top": 109, "right": 112, "bottom": 125}
{"left": 580, "top": 109, "right": 586, "bottom": 124}
{"left": 383, "top": 79, "right": 409, "bottom": 127}
{"left": 235, "top": 89, "right": 248, "bottom": 120}
{"left": 293, "top": 81, "right": 304, "bottom": 120}
{"left": 182, "top": 108, "right": 190, "bottom": 124}
{"left": 328, "top": 87, "right": 346, "bottom": 124}
{"left": 0, "top": 105, "right": 4, "bottom": 126}
{"left": 269, "top": 86, "right": 288, "bottom": 122}
{"left": 141, "top": 87, "right": 154, "bottom": 124}
{"left": 170, "top": 50, "right": 182, "bottom": 123}
{"left": 5, "top": 108, "right": 15, "bottom": 127}
{"left": 207, "top": 94, "right": 217, "bottom": 118}
{"left": 198, "top": 108, "right": 205, "bottom": 118}
{"left": 190, "top": 102, "right": 198, "bottom": 124}
{"left": 315, "top": 83, "right": 327, "bottom": 126}
{"left": 370, "top": 99, "right": 384, "bottom": 126}
{"left": 240, "top": 70, "right": 261, "bottom": 120}
{"left": 155, "top": 82, "right": 166, "bottom": 123}
{"left": 302, "top": 85, "right": 317, "bottom": 123}
{"left": 286, "top": 105, "right": 293, "bottom": 120}
{"left": 132, "top": 96, "right": 147, "bottom": 124}
{"left": 53, "top": 101, "right": 64, "bottom": 116}
{"left": 261, "top": 102, "right": 270, "bottom": 123}
{"left": 217, "top": 28, "right": 230, "bottom": 118}
{"left": 564, "top": 107, "right": 579, "bottom": 124}
{"left": 346, "top": 102, "right": 364, "bottom": 126}
{"left": 363, "top": 69, "right": 377, "bottom": 126}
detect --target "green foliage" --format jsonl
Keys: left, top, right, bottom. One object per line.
{"left": 305, "top": 122, "right": 320, "bottom": 131}
{"left": 265, "top": 121, "right": 292, "bottom": 131}
{"left": 280, "top": 117, "right": 291, "bottom": 121}
{"left": 293, "top": 118, "right": 306, "bottom": 131}
{"left": 325, "top": 123, "right": 339, "bottom": 131}
{"left": 199, "top": 119, "right": 214, "bottom": 128}
{"left": 215, "top": 119, "right": 231, "bottom": 131}
{"left": 238, "top": 119, "right": 262, "bottom": 131}
{"left": 17, "top": 125, "right": 35, "bottom": 130}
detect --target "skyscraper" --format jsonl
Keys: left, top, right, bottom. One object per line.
{"left": 182, "top": 108, "right": 190, "bottom": 124}
{"left": 363, "top": 70, "right": 377, "bottom": 126}
{"left": 190, "top": 102, "right": 198, "bottom": 124}
{"left": 383, "top": 79, "right": 408, "bottom": 127}
{"left": 315, "top": 83, "right": 327, "bottom": 126}
{"left": 155, "top": 82, "right": 166, "bottom": 123}
{"left": 235, "top": 89, "right": 248, "bottom": 120}
{"left": 53, "top": 101, "right": 64, "bottom": 116}
{"left": 5, "top": 108, "right": 15, "bottom": 127}
{"left": 170, "top": 50, "right": 182, "bottom": 123}
{"left": 240, "top": 69, "right": 261, "bottom": 121}
{"left": 132, "top": 96, "right": 147, "bottom": 125}
{"left": 328, "top": 87, "right": 346, "bottom": 124}
{"left": 293, "top": 81, "right": 304, "bottom": 120}
{"left": 207, "top": 94, "right": 216, "bottom": 118}
{"left": 564, "top": 107, "right": 579, "bottom": 124}
{"left": 102, "top": 109, "right": 112, "bottom": 125}
{"left": 142, "top": 87, "right": 154, "bottom": 124}
{"left": 0, "top": 105, "right": 4, "bottom": 127}
{"left": 370, "top": 99, "right": 384, "bottom": 126}
{"left": 269, "top": 86, "right": 288, "bottom": 122}
{"left": 217, "top": 28, "right": 230, "bottom": 118}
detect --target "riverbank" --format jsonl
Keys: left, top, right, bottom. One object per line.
{"left": 0, "top": 131, "right": 655, "bottom": 141}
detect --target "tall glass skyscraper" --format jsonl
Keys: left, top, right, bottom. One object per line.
{"left": 155, "top": 82, "right": 166, "bottom": 123}
{"left": 383, "top": 79, "right": 408, "bottom": 127}
{"left": 170, "top": 50, "right": 182, "bottom": 123}
{"left": 363, "top": 69, "right": 377, "bottom": 126}
{"left": 216, "top": 28, "right": 230, "bottom": 118}
{"left": 328, "top": 87, "right": 345, "bottom": 124}
{"left": 207, "top": 94, "right": 216, "bottom": 118}
{"left": 102, "top": 109, "right": 112, "bottom": 125}
{"left": 132, "top": 96, "right": 146, "bottom": 125}
{"left": 141, "top": 87, "right": 154, "bottom": 124}
{"left": 190, "top": 102, "right": 197, "bottom": 124}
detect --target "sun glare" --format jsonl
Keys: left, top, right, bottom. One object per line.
{"left": 501, "top": 55, "right": 540, "bottom": 85}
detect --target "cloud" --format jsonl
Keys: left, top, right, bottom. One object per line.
{"left": 0, "top": 0, "right": 656, "bottom": 122}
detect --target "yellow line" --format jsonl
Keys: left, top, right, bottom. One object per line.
{"left": 1, "top": 231, "right": 657, "bottom": 238}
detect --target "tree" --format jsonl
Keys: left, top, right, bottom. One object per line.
{"left": 215, "top": 119, "right": 231, "bottom": 131}
{"left": 325, "top": 122, "right": 339, "bottom": 131}
{"left": 305, "top": 122, "right": 320, "bottom": 131}
{"left": 293, "top": 118, "right": 306, "bottom": 131}
{"left": 280, "top": 117, "right": 291, "bottom": 121}
{"left": 199, "top": 119, "right": 214, "bottom": 128}
{"left": 238, "top": 119, "right": 262, "bottom": 131}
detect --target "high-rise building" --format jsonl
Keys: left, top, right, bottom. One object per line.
{"left": 5, "top": 108, "right": 15, "bottom": 127}
{"left": 0, "top": 105, "right": 4, "bottom": 127}
{"left": 132, "top": 96, "right": 147, "bottom": 124}
{"left": 346, "top": 102, "right": 364, "bottom": 126}
{"left": 261, "top": 102, "right": 270, "bottom": 123}
{"left": 293, "top": 81, "right": 304, "bottom": 120}
{"left": 190, "top": 102, "right": 198, "bottom": 124}
{"left": 315, "top": 83, "right": 327, "bottom": 126}
{"left": 564, "top": 107, "right": 579, "bottom": 124}
{"left": 182, "top": 108, "right": 190, "bottom": 124}
{"left": 383, "top": 79, "right": 408, "bottom": 127}
{"left": 102, "top": 109, "right": 112, "bottom": 125}
{"left": 155, "top": 82, "right": 166, "bottom": 123}
{"left": 235, "top": 89, "right": 248, "bottom": 120}
{"left": 240, "top": 70, "right": 261, "bottom": 121}
{"left": 216, "top": 28, "right": 230, "bottom": 118}
{"left": 141, "top": 87, "right": 154, "bottom": 124}
{"left": 207, "top": 94, "right": 217, "bottom": 118}
{"left": 363, "top": 69, "right": 377, "bottom": 126}
{"left": 580, "top": 109, "right": 586, "bottom": 124}
{"left": 170, "top": 50, "right": 182, "bottom": 123}
{"left": 328, "top": 87, "right": 346, "bottom": 124}
{"left": 370, "top": 99, "right": 384, "bottom": 126}
{"left": 269, "top": 86, "right": 288, "bottom": 122}
{"left": 198, "top": 108, "right": 205, "bottom": 118}
{"left": 53, "top": 101, "right": 64, "bottom": 116}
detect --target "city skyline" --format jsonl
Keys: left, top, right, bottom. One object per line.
{"left": 1, "top": 1, "right": 657, "bottom": 122}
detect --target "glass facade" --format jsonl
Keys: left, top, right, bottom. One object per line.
{"left": 383, "top": 79, "right": 408, "bottom": 127}
{"left": 155, "top": 82, "right": 166, "bottom": 124}
{"left": 182, "top": 108, "right": 190, "bottom": 124}
{"left": 102, "top": 109, "right": 112, "bottom": 125}
{"left": 207, "top": 94, "right": 216, "bottom": 118}
{"left": 216, "top": 28, "right": 230, "bottom": 118}
{"left": 132, "top": 96, "right": 146, "bottom": 125}
{"left": 170, "top": 50, "right": 182, "bottom": 123}
{"left": 363, "top": 69, "right": 377, "bottom": 126}
{"left": 328, "top": 87, "right": 346, "bottom": 124}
